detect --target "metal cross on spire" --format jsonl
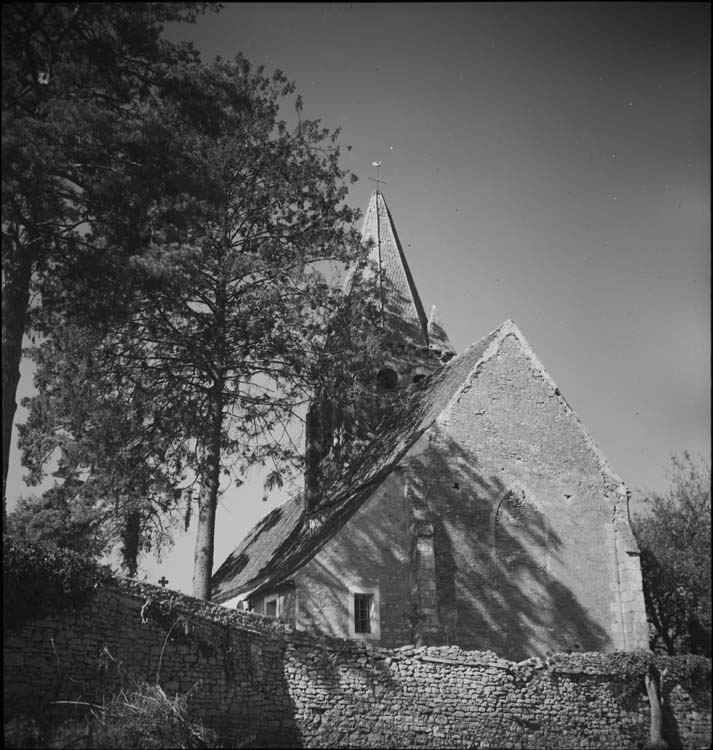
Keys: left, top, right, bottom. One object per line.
{"left": 368, "top": 161, "right": 387, "bottom": 193}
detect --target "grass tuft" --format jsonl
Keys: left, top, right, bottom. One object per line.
{"left": 5, "top": 678, "right": 220, "bottom": 749}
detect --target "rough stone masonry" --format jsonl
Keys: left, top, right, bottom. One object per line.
{"left": 4, "top": 579, "right": 711, "bottom": 748}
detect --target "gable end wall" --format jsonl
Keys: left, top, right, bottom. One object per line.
{"left": 401, "top": 332, "right": 647, "bottom": 658}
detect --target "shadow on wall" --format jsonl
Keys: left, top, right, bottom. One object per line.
{"left": 285, "top": 637, "right": 400, "bottom": 747}
{"left": 65, "top": 594, "right": 304, "bottom": 748}
{"left": 293, "top": 431, "right": 612, "bottom": 659}
{"left": 215, "top": 625, "right": 302, "bottom": 748}
{"left": 407, "top": 434, "right": 612, "bottom": 660}
{"left": 297, "top": 473, "right": 413, "bottom": 645}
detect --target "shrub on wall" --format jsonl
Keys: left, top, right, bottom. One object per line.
{"left": 657, "top": 654, "right": 712, "bottom": 710}
{"left": 2, "top": 534, "right": 112, "bottom": 631}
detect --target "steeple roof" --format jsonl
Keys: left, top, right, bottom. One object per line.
{"left": 359, "top": 189, "right": 430, "bottom": 348}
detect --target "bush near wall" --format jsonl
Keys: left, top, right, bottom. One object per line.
{"left": 4, "top": 577, "right": 711, "bottom": 749}
{"left": 3, "top": 535, "right": 112, "bottom": 631}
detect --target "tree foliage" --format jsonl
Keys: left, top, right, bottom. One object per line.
{"left": 633, "top": 451, "right": 712, "bottom": 656}
{"left": 1, "top": 1, "right": 217, "bottom": 512}
{"left": 5, "top": 482, "right": 109, "bottom": 560}
{"left": 16, "top": 43, "right": 394, "bottom": 597}
{"left": 3, "top": 533, "right": 112, "bottom": 631}
{"left": 19, "top": 321, "right": 186, "bottom": 576}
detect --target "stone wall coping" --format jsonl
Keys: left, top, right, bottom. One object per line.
{"left": 104, "top": 577, "right": 710, "bottom": 684}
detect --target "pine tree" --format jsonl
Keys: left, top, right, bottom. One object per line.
{"left": 19, "top": 52, "right": 393, "bottom": 597}
{"left": 19, "top": 322, "right": 186, "bottom": 575}
{"left": 2, "top": 2, "right": 217, "bottom": 514}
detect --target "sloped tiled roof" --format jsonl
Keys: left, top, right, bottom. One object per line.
{"left": 211, "top": 323, "right": 503, "bottom": 603}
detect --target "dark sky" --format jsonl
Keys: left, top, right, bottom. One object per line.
{"left": 6, "top": 3, "right": 710, "bottom": 592}
{"left": 161, "top": 4, "right": 710, "bottom": 481}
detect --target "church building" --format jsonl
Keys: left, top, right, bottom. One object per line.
{"left": 211, "top": 189, "right": 649, "bottom": 660}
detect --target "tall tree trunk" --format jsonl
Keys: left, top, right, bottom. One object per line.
{"left": 192, "top": 251, "right": 228, "bottom": 600}
{"left": 192, "top": 386, "right": 223, "bottom": 600}
{"left": 121, "top": 508, "right": 141, "bottom": 577}
{"left": 2, "top": 248, "right": 34, "bottom": 518}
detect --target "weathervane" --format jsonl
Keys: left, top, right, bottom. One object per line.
{"left": 369, "top": 161, "right": 387, "bottom": 193}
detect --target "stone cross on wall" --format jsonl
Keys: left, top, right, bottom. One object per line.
{"left": 158, "top": 576, "right": 169, "bottom": 588}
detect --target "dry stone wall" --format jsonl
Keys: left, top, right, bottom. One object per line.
{"left": 4, "top": 579, "right": 711, "bottom": 749}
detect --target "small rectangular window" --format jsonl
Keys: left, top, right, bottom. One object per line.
{"left": 353, "top": 593, "right": 372, "bottom": 633}
{"left": 265, "top": 597, "right": 278, "bottom": 618}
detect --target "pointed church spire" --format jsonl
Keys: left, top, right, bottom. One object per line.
{"left": 359, "top": 189, "right": 430, "bottom": 348}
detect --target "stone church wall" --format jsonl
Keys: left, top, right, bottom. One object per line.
{"left": 405, "top": 330, "right": 648, "bottom": 657}
{"left": 295, "top": 471, "right": 414, "bottom": 647}
{"left": 4, "top": 579, "right": 711, "bottom": 749}
{"left": 289, "top": 328, "right": 648, "bottom": 657}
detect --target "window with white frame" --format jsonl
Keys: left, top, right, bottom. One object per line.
{"left": 354, "top": 593, "right": 372, "bottom": 633}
